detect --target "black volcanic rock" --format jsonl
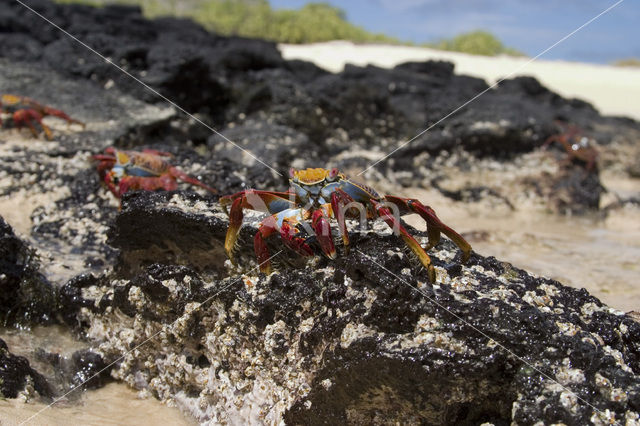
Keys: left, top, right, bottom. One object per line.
{"left": 2, "top": 1, "right": 640, "bottom": 422}
{"left": 0, "top": 338, "right": 53, "bottom": 399}
{"left": 0, "top": 216, "right": 56, "bottom": 327}
{"left": 107, "top": 191, "right": 231, "bottom": 277}
{"left": 3, "top": 0, "right": 635, "bottom": 165}
{"left": 56, "top": 194, "right": 640, "bottom": 424}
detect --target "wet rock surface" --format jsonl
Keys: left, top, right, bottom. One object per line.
{"left": 0, "top": 216, "right": 55, "bottom": 327}
{"left": 1, "top": 0, "right": 640, "bottom": 424}
{"left": 0, "top": 338, "right": 53, "bottom": 399}
{"left": 58, "top": 194, "right": 640, "bottom": 424}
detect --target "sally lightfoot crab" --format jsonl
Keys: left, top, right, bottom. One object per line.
{"left": 221, "top": 167, "right": 471, "bottom": 282}
{"left": 0, "top": 94, "right": 83, "bottom": 140}
{"left": 92, "top": 147, "right": 217, "bottom": 199}
{"left": 542, "top": 121, "right": 598, "bottom": 171}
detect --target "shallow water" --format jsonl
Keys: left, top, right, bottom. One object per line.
{"left": 0, "top": 327, "right": 195, "bottom": 426}
{"left": 402, "top": 182, "right": 640, "bottom": 313}
{"left": 0, "top": 383, "right": 195, "bottom": 426}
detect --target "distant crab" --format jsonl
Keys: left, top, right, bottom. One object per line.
{"left": 543, "top": 122, "right": 598, "bottom": 171}
{"left": 0, "top": 94, "right": 83, "bottom": 140}
{"left": 92, "top": 147, "right": 217, "bottom": 199}
{"left": 220, "top": 167, "right": 471, "bottom": 282}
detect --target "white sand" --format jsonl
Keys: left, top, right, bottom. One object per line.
{"left": 279, "top": 41, "right": 640, "bottom": 120}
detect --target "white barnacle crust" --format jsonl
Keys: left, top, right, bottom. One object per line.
{"left": 556, "top": 321, "right": 580, "bottom": 337}
{"left": 523, "top": 290, "right": 553, "bottom": 309}
{"left": 555, "top": 363, "right": 585, "bottom": 385}
{"left": 591, "top": 409, "right": 616, "bottom": 426}
{"left": 624, "top": 411, "right": 640, "bottom": 426}
{"left": 559, "top": 390, "right": 578, "bottom": 413}
{"left": 340, "top": 323, "right": 378, "bottom": 348}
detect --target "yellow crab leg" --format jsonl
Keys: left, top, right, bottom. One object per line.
{"left": 370, "top": 199, "right": 436, "bottom": 283}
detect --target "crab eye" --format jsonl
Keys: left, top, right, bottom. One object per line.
{"left": 289, "top": 168, "right": 300, "bottom": 183}
{"left": 327, "top": 167, "right": 339, "bottom": 181}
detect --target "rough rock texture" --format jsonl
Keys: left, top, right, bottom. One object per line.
{"left": 56, "top": 192, "right": 640, "bottom": 424}
{"left": 3, "top": 0, "right": 640, "bottom": 209}
{"left": 0, "top": 338, "right": 53, "bottom": 399}
{"left": 1, "top": 1, "right": 640, "bottom": 424}
{"left": 0, "top": 216, "right": 55, "bottom": 327}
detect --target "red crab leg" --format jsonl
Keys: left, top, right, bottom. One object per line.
{"left": 225, "top": 197, "right": 245, "bottom": 262}
{"left": 41, "top": 105, "right": 84, "bottom": 126}
{"left": 384, "top": 195, "right": 471, "bottom": 262}
{"left": 222, "top": 190, "right": 296, "bottom": 261}
{"left": 141, "top": 176, "right": 179, "bottom": 192}
{"left": 330, "top": 189, "right": 354, "bottom": 254}
{"left": 13, "top": 109, "right": 52, "bottom": 139}
{"left": 370, "top": 199, "right": 436, "bottom": 282}
{"left": 254, "top": 215, "right": 279, "bottom": 274}
{"left": 312, "top": 209, "right": 336, "bottom": 259}
{"left": 220, "top": 190, "right": 295, "bottom": 214}
{"left": 169, "top": 167, "right": 217, "bottom": 194}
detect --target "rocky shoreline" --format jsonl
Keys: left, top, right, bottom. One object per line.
{"left": 1, "top": 0, "right": 640, "bottom": 424}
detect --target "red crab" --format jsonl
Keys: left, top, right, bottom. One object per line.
{"left": 0, "top": 94, "right": 83, "bottom": 140}
{"left": 221, "top": 167, "right": 472, "bottom": 282}
{"left": 542, "top": 122, "right": 598, "bottom": 171}
{"left": 92, "top": 147, "right": 217, "bottom": 199}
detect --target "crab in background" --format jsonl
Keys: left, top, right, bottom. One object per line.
{"left": 0, "top": 94, "right": 83, "bottom": 140}
{"left": 221, "top": 167, "right": 471, "bottom": 282}
{"left": 92, "top": 147, "right": 217, "bottom": 199}
{"left": 542, "top": 122, "right": 598, "bottom": 171}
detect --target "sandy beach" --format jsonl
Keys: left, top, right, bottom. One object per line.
{"left": 280, "top": 41, "right": 640, "bottom": 121}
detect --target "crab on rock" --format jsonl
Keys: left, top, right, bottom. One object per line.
{"left": 542, "top": 122, "right": 598, "bottom": 171}
{"left": 220, "top": 167, "right": 471, "bottom": 281}
{"left": 92, "top": 147, "right": 217, "bottom": 199}
{"left": 0, "top": 94, "right": 83, "bottom": 140}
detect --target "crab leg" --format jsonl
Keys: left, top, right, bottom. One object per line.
{"left": 40, "top": 105, "right": 84, "bottom": 126}
{"left": 225, "top": 197, "right": 245, "bottom": 262}
{"left": 312, "top": 209, "right": 336, "bottom": 259}
{"left": 169, "top": 167, "right": 217, "bottom": 194}
{"left": 370, "top": 199, "right": 436, "bottom": 282}
{"left": 254, "top": 215, "right": 278, "bottom": 274}
{"left": 13, "top": 109, "right": 52, "bottom": 139}
{"left": 384, "top": 195, "right": 471, "bottom": 262}
{"left": 330, "top": 189, "right": 353, "bottom": 254}
{"left": 221, "top": 190, "right": 297, "bottom": 263}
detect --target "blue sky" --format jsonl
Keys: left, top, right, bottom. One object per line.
{"left": 270, "top": 0, "right": 640, "bottom": 63}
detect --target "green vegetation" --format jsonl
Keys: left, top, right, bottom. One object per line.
{"left": 612, "top": 58, "right": 640, "bottom": 68}
{"left": 190, "top": 1, "right": 399, "bottom": 43}
{"left": 53, "top": 0, "right": 522, "bottom": 56}
{"left": 55, "top": 0, "right": 399, "bottom": 44}
{"left": 428, "top": 30, "right": 524, "bottom": 57}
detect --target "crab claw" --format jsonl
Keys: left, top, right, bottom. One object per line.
{"left": 311, "top": 210, "right": 336, "bottom": 259}
{"left": 279, "top": 222, "right": 314, "bottom": 257}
